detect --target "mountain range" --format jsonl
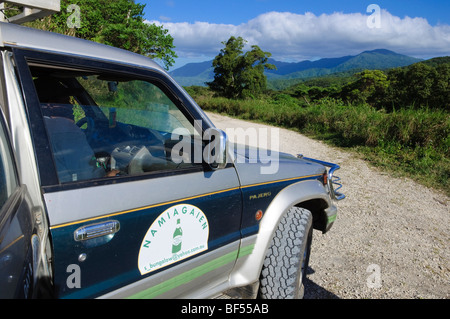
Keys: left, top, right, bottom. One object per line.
{"left": 169, "top": 49, "right": 422, "bottom": 87}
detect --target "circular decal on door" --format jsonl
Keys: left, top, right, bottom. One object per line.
{"left": 138, "top": 204, "right": 209, "bottom": 275}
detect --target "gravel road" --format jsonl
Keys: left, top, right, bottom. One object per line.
{"left": 206, "top": 111, "right": 449, "bottom": 299}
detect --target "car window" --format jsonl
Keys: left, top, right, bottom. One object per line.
{"left": 31, "top": 66, "right": 201, "bottom": 184}
{"left": 0, "top": 114, "right": 18, "bottom": 208}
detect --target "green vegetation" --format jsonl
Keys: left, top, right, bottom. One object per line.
{"left": 286, "top": 62, "right": 449, "bottom": 111}
{"left": 187, "top": 59, "right": 450, "bottom": 196}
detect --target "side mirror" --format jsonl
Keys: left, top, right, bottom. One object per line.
{"left": 204, "top": 128, "right": 228, "bottom": 170}
{"left": 108, "top": 81, "right": 119, "bottom": 92}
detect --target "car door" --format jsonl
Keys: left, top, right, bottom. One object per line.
{"left": 0, "top": 106, "right": 37, "bottom": 298}
{"left": 13, "top": 49, "right": 243, "bottom": 299}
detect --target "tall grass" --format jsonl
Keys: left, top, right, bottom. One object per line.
{"left": 196, "top": 94, "right": 450, "bottom": 195}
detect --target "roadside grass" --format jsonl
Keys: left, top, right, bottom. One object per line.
{"left": 193, "top": 94, "right": 450, "bottom": 196}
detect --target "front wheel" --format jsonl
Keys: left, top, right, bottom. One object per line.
{"left": 259, "top": 207, "right": 313, "bottom": 299}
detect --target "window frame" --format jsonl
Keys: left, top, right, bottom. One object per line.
{"left": 13, "top": 48, "right": 210, "bottom": 193}
{"left": 0, "top": 107, "right": 19, "bottom": 211}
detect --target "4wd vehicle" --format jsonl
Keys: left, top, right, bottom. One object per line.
{"left": 0, "top": 16, "right": 343, "bottom": 299}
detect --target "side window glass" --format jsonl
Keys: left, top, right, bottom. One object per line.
{"left": 32, "top": 68, "right": 200, "bottom": 184}
{"left": 0, "top": 116, "right": 18, "bottom": 208}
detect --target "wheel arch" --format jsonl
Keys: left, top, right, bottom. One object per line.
{"left": 229, "top": 179, "right": 333, "bottom": 288}
{"left": 296, "top": 198, "right": 332, "bottom": 233}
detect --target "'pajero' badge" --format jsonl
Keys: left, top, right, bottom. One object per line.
{"left": 138, "top": 204, "right": 209, "bottom": 275}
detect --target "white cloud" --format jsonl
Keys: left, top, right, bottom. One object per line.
{"left": 159, "top": 16, "right": 172, "bottom": 22}
{"left": 148, "top": 10, "right": 450, "bottom": 64}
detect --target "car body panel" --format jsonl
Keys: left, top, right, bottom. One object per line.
{"left": 230, "top": 179, "right": 335, "bottom": 288}
{"left": 48, "top": 171, "right": 242, "bottom": 298}
{"left": 0, "top": 106, "right": 47, "bottom": 298}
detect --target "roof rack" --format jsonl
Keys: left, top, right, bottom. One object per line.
{"left": 0, "top": 0, "right": 60, "bottom": 24}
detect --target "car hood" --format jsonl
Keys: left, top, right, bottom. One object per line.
{"left": 230, "top": 144, "right": 326, "bottom": 187}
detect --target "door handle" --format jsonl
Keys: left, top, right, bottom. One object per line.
{"left": 74, "top": 220, "right": 120, "bottom": 241}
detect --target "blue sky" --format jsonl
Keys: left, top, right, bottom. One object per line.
{"left": 139, "top": 0, "right": 450, "bottom": 69}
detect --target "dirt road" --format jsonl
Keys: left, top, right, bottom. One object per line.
{"left": 207, "top": 111, "right": 449, "bottom": 299}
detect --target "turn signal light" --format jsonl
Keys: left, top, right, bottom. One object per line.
{"left": 255, "top": 210, "right": 263, "bottom": 221}
{"left": 322, "top": 172, "right": 328, "bottom": 186}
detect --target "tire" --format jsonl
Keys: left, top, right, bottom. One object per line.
{"left": 259, "top": 207, "right": 313, "bottom": 299}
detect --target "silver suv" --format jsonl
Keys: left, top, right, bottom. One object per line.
{"left": 0, "top": 21, "right": 343, "bottom": 299}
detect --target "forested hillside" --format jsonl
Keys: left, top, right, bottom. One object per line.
{"left": 171, "top": 49, "right": 422, "bottom": 87}
{"left": 285, "top": 58, "right": 450, "bottom": 111}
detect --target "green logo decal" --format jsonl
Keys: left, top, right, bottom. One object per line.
{"left": 138, "top": 204, "right": 209, "bottom": 275}
{"left": 172, "top": 219, "right": 183, "bottom": 254}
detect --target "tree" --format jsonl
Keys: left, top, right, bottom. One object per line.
{"left": 431, "top": 64, "right": 450, "bottom": 110}
{"left": 386, "top": 62, "right": 449, "bottom": 110}
{"left": 340, "top": 70, "right": 389, "bottom": 107}
{"left": 384, "top": 67, "right": 407, "bottom": 110}
{"left": 405, "top": 63, "right": 436, "bottom": 107}
{"left": 24, "top": 0, "right": 177, "bottom": 69}
{"left": 207, "top": 36, "right": 276, "bottom": 99}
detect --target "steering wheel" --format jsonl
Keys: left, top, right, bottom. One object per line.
{"left": 76, "top": 117, "right": 91, "bottom": 129}
{"left": 76, "top": 116, "right": 96, "bottom": 133}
